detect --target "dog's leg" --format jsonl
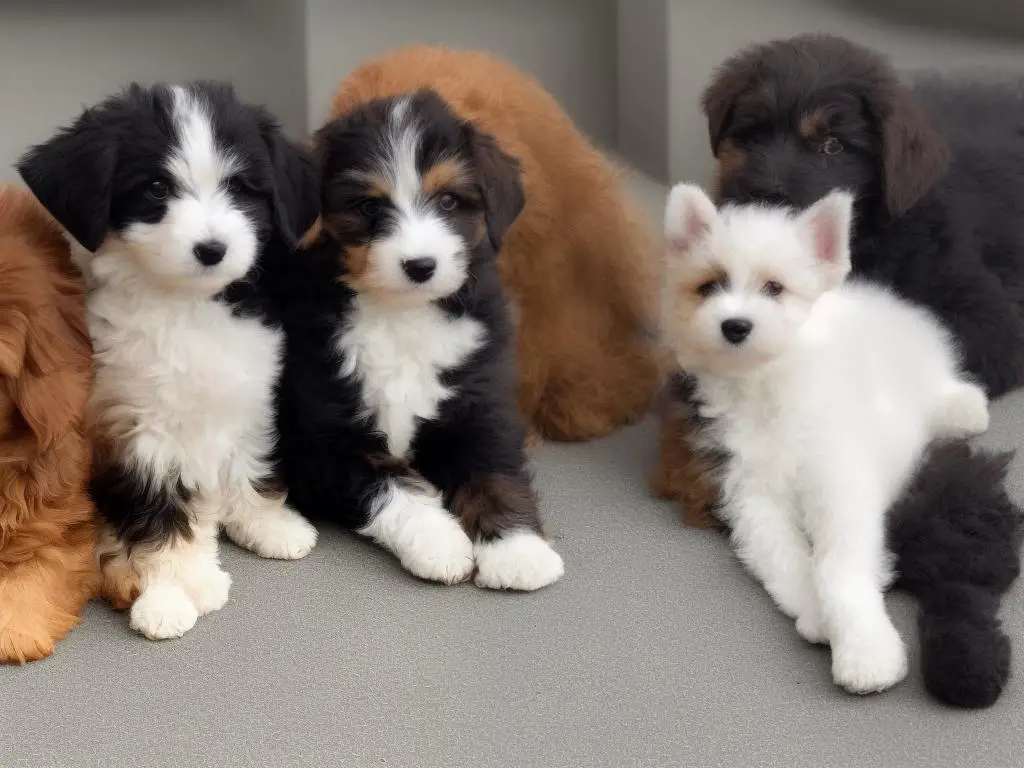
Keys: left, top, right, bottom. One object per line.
{"left": 0, "top": 520, "right": 98, "bottom": 664}
{"left": 808, "top": 471, "right": 908, "bottom": 694}
{"left": 221, "top": 480, "right": 317, "bottom": 561}
{"left": 358, "top": 475, "right": 476, "bottom": 585}
{"left": 451, "top": 473, "right": 564, "bottom": 592}
{"left": 97, "top": 526, "right": 140, "bottom": 610}
{"left": 127, "top": 503, "right": 230, "bottom": 641}
{"left": 413, "top": 400, "right": 564, "bottom": 592}
{"left": 726, "top": 486, "right": 823, "bottom": 642}
{"left": 651, "top": 399, "right": 722, "bottom": 529}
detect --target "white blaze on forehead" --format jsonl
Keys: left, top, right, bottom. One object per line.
{"left": 358, "top": 96, "right": 468, "bottom": 299}
{"left": 167, "top": 85, "right": 243, "bottom": 198}
{"left": 382, "top": 97, "right": 423, "bottom": 213}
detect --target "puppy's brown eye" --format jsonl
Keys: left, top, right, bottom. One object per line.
{"left": 146, "top": 179, "right": 169, "bottom": 201}
{"left": 225, "top": 177, "right": 244, "bottom": 195}
{"left": 763, "top": 280, "right": 784, "bottom": 297}
{"left": 438, "top": 193, "right": 458, "bottom": 212}
{"left": 697, "top": 280, "right": 723, "bottom": 298}
{"left": 821, "top": 136, "right": 843, "bottom": 156}
{"left": 359, "top": 198, "right": 382, "bottom": 217}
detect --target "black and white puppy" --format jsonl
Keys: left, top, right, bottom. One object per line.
{"left": 17, "top": 81, "right": 321, "bottom": 639}
{"left": 273, "top": 90, "right": 564, "bottom": 590}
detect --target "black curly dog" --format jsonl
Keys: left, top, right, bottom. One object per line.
{"left": 703, "top": 33, "right": 1024, "bottom": 398}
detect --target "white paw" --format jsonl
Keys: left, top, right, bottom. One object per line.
{"left": 397, "top": 511, "right": 475, "bottom": 584}
{"left": 474, "top": 530, "right": 565, "bottom": 591}
{"left": 831, "top": 620, "right": 909, "bottom": 694}
{"left": 224, "top": 505, "right": 318, "bottom": 560}
{"left": 180, "top": 566, "right": 232, "bottom": 616}
{"left": 764, "top": 577, "right": 816, "bottom": 622}
{"left": 795, "top": 609, "right": 829, "bottom": 646}
{"left": 935, "top": 382, "right": 990, "bottom": 437}
{"left": 129, "top": 583, "right": 198, "bottom": 640}
{"left": 359, "top": 486, "right": 474, "bottom": 585}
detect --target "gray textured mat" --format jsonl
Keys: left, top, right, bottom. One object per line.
{"left": 2, "top": 401, "right": 1023, "bottom": 767}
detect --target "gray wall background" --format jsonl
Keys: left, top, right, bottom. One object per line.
{"left": 662, "top": 0, "right": 1024, "bottom": 186}
{"left": 0, "top": 1, "right": 1022, "bottom": 184}
{"left": 304, "top": 0, "right": 617, "bottom": 144}
{"left": 0, "top": 0, "right": 617, "bottom": 181}
{"left": 0, "top": 0, "right": 307, "bottom": 182}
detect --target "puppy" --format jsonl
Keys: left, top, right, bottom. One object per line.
{"left": 702, "top": 33, "right": 1024, "bottom": 398}
{"left": 18, "top": 81, "right": 321, "bottom": 640}
{"left": 329, "top": 45, "right": 661, "bottom": 443}
{"left": 661, "top": 184, "right": 1024, "bottom": 706}
{"left": 661, "top": 33, "right": 1024, "bottom": 528}
{"left": 661, "top": 184, "right": 993, "bottom": 695}
{"left": 0, "top": 187, "right": 97, "bottom": 664}
{"left": 273, "top": 89, "right": 564, "bottom": 591}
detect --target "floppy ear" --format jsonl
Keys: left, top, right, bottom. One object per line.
{"left": 466, "top": 125, "right": 525, "bottom": 253}
{"left": 664, "top": 183, "right": 718, "bottom": 257}
{"left": 798, "top": 190, "right": 853, "bottom": 289}
{"left": 876, "top": 85, "right": 950, "bottom": 216}
{"left": 259, "top": 115, "right": 321, "bottom": 247}
{"left": 17, "top": 112, "right": 117, "bottom": 252}
{"left": 701, "top": 56, "right": 756, "bottom": 153}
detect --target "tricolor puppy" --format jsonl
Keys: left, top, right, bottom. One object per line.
{"left": 273, "top": 89, "right": 564, "bottom": 590}
{"left": 17, "top": 81, "right": 321, "bottom": 640}
{"left": 331, "top": 46, "right": 661, "bottom": 443}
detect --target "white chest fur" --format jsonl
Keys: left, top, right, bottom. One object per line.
{"left": 87, "top": 279, "right": 282, "bottom": 493}
{"left": 696, "top": 373, "right": 803, "bottom": 512}
{"left": 335, "top": 298, "right": 485, "bottom": 458}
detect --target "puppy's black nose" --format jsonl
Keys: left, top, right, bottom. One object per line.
{"left": 193, "top": 240, "right": 227, "bottom": 267}
{"left": 401, "top": 256, "right": 437, "bottom": 284}
{"left": 721, "top": 318, "right": 753, "bottom": 345}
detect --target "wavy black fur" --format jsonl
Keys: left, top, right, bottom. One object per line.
{"left": 704, "top": 34, "right": 1024, "bottom": 397}
{"left": 887, "top": 440, "right": 1024, "bottom": 708}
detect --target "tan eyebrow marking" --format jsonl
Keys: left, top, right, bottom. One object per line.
{"left": 421, "top": 158, "right": 472, "bottom": 198}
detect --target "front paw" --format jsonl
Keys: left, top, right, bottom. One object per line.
{"left": 129, "top": 583, "right": 199, "bottom": 640}
{"left": 764, "top": 578, "right": 815, "bottom": 622}
{"left": 180, "top": 567, "right": 232, "bottom": 617}
{"left": 399, "top": 511, "right": 475, "bottom": 584}
{"left": 831, "top": 619, "right": 908, "bottom": 694}
{"left": 0, "top": 605, "right": 78, "bottom": 664}
{"left": 795, "top": 609, "right": 829, "bottom": 646}
{"left": 361, "top": 489, "right": 475, "bottom": 585}
{"left": 474, "top": 530, "right": 564, "bottom": 591}
{"left": 224, "top": 505, "right": 318, "bottom": 560}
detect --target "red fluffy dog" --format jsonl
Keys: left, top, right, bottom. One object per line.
{"left": 0, "top": 186, "right": 97, "bottom": 663}
{"left": 329, "top": 46, "right": 661, "bottom": 442}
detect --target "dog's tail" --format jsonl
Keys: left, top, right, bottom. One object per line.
{"left": 888, "top": 440, "right": 1024, "bottom": 708}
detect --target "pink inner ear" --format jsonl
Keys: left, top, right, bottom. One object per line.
{"left": 669, "top": 203, "right": 712, "bottom": 251}
{"left": 808, "top": 209, "right": 841, "bottom": 264}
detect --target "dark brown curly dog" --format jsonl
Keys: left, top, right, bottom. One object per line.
{"left": 0, "top": 186, "right": 97, "bottom": 664}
